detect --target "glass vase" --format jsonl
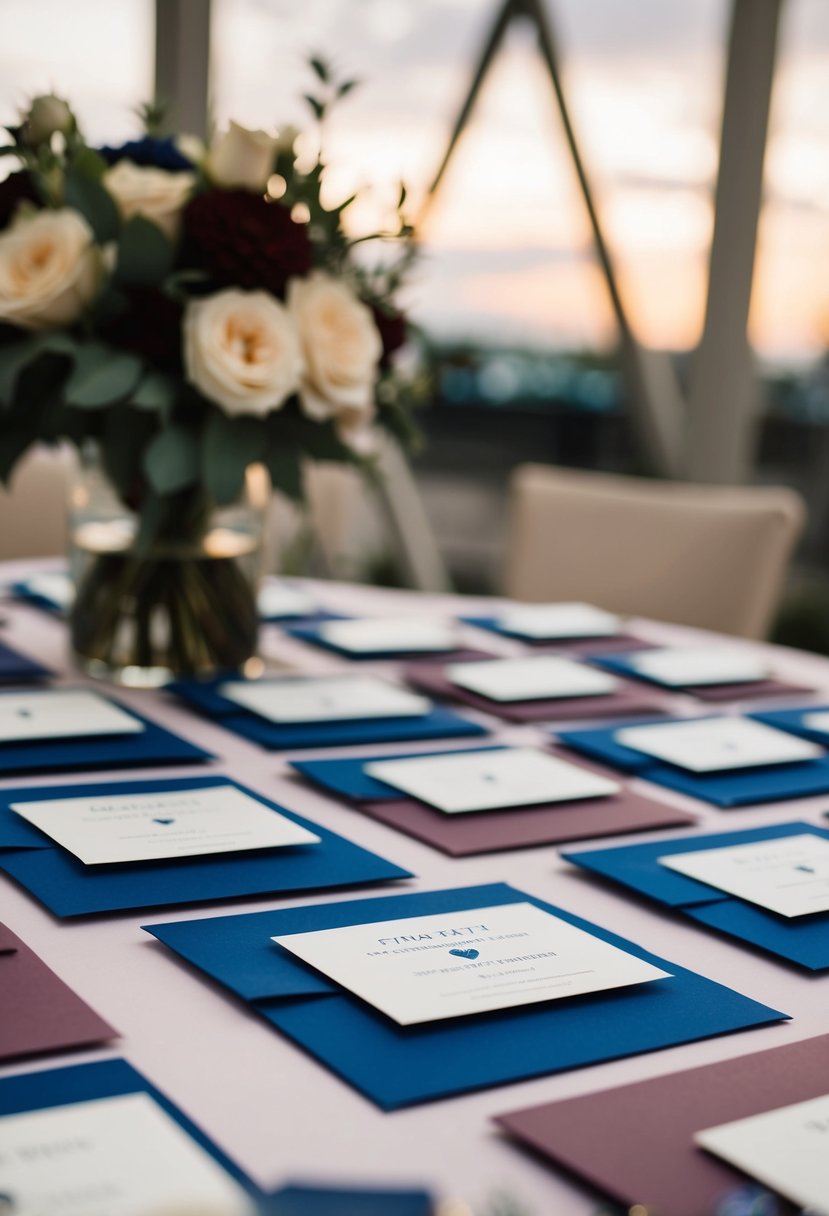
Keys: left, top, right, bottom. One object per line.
{"left": 68, "top": 447, "right": 266, "bottom": 687}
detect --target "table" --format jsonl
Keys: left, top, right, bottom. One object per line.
{"left": 1, "top": 559, "right": 827, "bottom": 1213}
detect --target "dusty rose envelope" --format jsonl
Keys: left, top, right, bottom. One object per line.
{"left": 688, "top": 678, "right": 814, "bottom": 702}
{"left": 0, "top": 921, "right": 117, "bottom": 1061}
{"left": 403, "top": 663, "right": 670, "bottom": 723}
{"left": 294, "top": 745, "right": 694, "bottom": 857}
{"left": 495, "top": 1034, "right": 829, "bottom": 1216}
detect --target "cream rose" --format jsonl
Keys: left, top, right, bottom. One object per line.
{"left": 103, "top": 161, "right": 195, "bottom": 240}
{"left": 0, "top": 208, "right": 101, "bottom": 330}
{"left": 183, "top": 288, "right": 303, "bottom": 416}
{"left": 288, "top": 272, "right": 382, "bottom": 430}
{"left": 206, "top": 121, "right": 277, "bottom": 192}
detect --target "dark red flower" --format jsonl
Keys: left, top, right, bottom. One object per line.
{"left": 0, "top": 171, "right": 38, "bottom": 229}
{"left": 372, "top": 304, "right": 408, "bottom": 365}
{"left": 99, "top": 288, "right": 184, "bottom": 371}
{"left": 182, "top": 189, "right": 312, "bottom": 297}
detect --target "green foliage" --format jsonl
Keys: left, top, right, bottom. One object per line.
{"left": 64, "top": 343, "right": 143, "bottom": 409}
{"left": 131, "top": 371, "right": 177, "bottom": 415}
{"left": 203, "top": 411, "right": 267, "bottom": 504}
{"left": 143, "top": 423, "right": 199, "bottom": 494}
{"left": 63, "top": 166, "right": 120, "bottom": 242}
{"left": 114, "top": 216, "right": 174, "bottom": 287}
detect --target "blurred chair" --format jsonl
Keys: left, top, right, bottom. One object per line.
{"left": 505, "top": 464, "right": 806, "bottom": 638}
{"left": 0, "top": 446, "right": 71, "bottom": 560}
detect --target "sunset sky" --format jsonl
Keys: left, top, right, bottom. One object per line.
{"left": 3, "top": 0, "right": 829, "bottom": 365}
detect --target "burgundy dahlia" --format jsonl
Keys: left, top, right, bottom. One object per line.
{"left": 372, "top": 304, "right": 408, "bottom": 365}
{"left": 183, "top": 189, "right": 313, "bottom": 297}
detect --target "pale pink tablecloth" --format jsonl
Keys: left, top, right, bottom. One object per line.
{"left": 1, "top": 558, "right": 827, "bottom": 1212}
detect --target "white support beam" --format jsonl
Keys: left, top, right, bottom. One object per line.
{"left": 154, "top": 0, "right": 212, "bottom": 138}
{"left": 685, "top": 0, "right": 783, "bottom": 483}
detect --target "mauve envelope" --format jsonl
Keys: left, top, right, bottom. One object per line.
{"left": 403, "top": 663, "right": 669, "bottom": 723}
{"left": 496, "top": 1034, "right": 829, "bottom": 1216}
{"left": 0, "top": 921, "right": 116, "bottom": 1061}
{"left": 293, "top": 745, "right": 694, "bottom": 857}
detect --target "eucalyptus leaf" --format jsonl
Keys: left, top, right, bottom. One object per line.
{"left": 0, "top": 334, "right": 76, "bottom": 405}
{"left": 71, "top": 145, "right": 108, "bottom": 182}
{"left": 132, "top": 370, "right": 176, "bottom": 414}
{"left": 64, "top": 167, "right": 120, "bottom": 242}
{"left": 203, "top": 411, "right": 267, "bottom": 504}
{"left": 143, "top": 424, "right": 199, "bottom": 495}
{"left": 114, "top": 215, "right": 174, "bottom": 287}
{"left": 65, "top": 344, "right": 143, "bottom": 408}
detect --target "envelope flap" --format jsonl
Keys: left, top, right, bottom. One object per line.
{"left": 646, "top": 756, "right": 829, "bottom": 807}
{"left": 687, "top": 895, "right": 829, "bottom": 972}
{"left": 0, "top": 802, "right": 54, "bottom": 850}
{"left": 292, "top": 747, "right": 506, "bottom": 802}
{"left": 0, "top": 640, "right": 50, "bottom": 681}
{"left": 266, "top": 1184, "right": 433, "bottom": 1215}
{"left": 564, "top": 821, "right": 829, "bottom": 908}
{"left": 167, "top": 678, "right": 242, "bottom": 717}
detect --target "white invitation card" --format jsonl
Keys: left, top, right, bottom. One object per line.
{"left": 364, "top": 747, "right": 620, "bottom": 814}
{"left": 318, "top": 617, "right": 460, "bottom": 654}
{"left": 497, "top": 602, "right": 621, "bottom": 640}
{"left": 803, "top": 711, "right": 829, "bottom": 735}
{"left": 659, "top": 833, "right": 829, "bottom": 918}
{"left": 219, "top": 676, "right": 431, "bottom": 723}
{"left": 273, "top": 900, "right": 669, "bottom": 1025}
{"left": 445, "top": 656, "right": 618, "bottom": 703}
{"left": 627, "top": 647, "right": 769, "bottom": 687}
{"left": 615, "top": 717, "right": 821, "bottom": 773}
{"left": 10, "top": 783, "right": 320, "bottom": 865}
{"left": 696, "top": 1093, "right": 829, "bottom": 1213}
{"left": 0, "top": 690, "right": 144, "bottom": 744}
{"left": 0, "top": 1092, "right": 253, "bottom": 1216}
{"left": 24, "top": 570, "right": 74, "bottom": 609}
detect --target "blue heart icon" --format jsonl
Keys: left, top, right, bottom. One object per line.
{"left": 449, "top": 948, "right": 479, "bottom": 960}
{"left": 152, "top": 818, "right": 175, "bottom": 825}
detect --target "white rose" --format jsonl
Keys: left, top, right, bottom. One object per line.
{"left": 0, "top": 208, "right": 101, "bottom": 330}
{"left": 103, "top": 161, "right": 195, "bottom": 240}
{"left": 23, "top": 93, "right": 73, "bottom": 144}
{"left": 206, "top": 121, "right": 277, "bottom": 192}
{"left": 183, "top": 288, "right": 303, "bottom": 417}
{"left": 288, "top": 272, "right": 382, "bottom": 429}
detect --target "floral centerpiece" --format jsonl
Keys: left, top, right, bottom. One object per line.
{"left": 0, "top": 65, "right": 417, "bottom": 682}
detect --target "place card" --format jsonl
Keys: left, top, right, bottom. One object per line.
{"left": 659, "top": 834, "right": 829, "bottom": 918}
{"left": 273, "top": 900, "right": 669, "bottom": 1025}
{"left": 219, "top": 676, "right": 432, "bottom": 723}
{"left": 0, "top": 1092, "right": 252, "bottom": 1216}
{"left": 364, "top": 747, "right": 620, "bottom": 814}
{"left": 445, "top": 656, "right": 618, "bottom": 702}
{"left": 615, "top": 717, "right": 822, "bottom": 773}
{"left": 318, "top": 617, "right": 460, "bottom": 654}
{"left": 0, "top": 689, "right": 145, "bottom": 744}
{"left": 498, "top": 602, "right": 621, "bottom": 640}
{"left": 11, "top": 783, "right": 320, "bottom": 865}
{"left": 627, "top": 647, "right": 769, "bottom": 687}
{"left": 696, "top": 1092, "right": 829, "bottom": 1212}
{"left": 257, "top": 580, "right": 317, "bottom": 619}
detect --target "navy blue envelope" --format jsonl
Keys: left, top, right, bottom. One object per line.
{"left": 267, "top": 1186, "right": 432, "bottom": 1215}
{"left": 146, "top": 882, "right": 787, "bottom": 1110}
{"left": 751, "top": 705, "right": 829, "bottom": 744}
{"left": 557, "top": 717, "right": 829, "bottom": 808}
{"left": 564, "top": 822, "right": 829, "bottom": 971}
{"left": 0, "top": 1057, "right": 259, "bottom": 1199}
{"left": 0, "top": 691, "right": 210, "bottom": 777}
{"left": 169, "top": 678, "right": 487, "bottom": 750}
{"left": 0, "top": 774, "right": 410, "bottom": 918}
{"left": 0, "top": 639, "right": 52, "bottom": 682}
